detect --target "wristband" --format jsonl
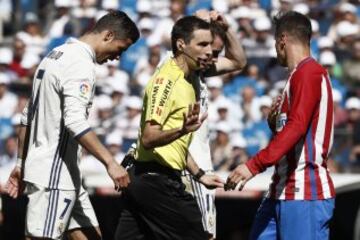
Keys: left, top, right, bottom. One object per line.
{"left": 16, "top": 158, "right": 23, "bottom": 168}
{"left": 193, "top": 168, "right": 205, "bottom": 181}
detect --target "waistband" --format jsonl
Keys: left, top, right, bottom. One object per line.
{"left": 134, "top": 160, "right": 182, "bottom": 181}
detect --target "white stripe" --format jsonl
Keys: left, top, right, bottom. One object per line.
{"left": 294, "top": 139, "right": 305, "bottom": 200}
{"left": 314, "top": 75, "right": 331, "bottom": 198}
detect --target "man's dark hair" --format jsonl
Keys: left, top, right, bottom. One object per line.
{"left": 171, "top": 16, "right": 211, "bottom": 55}
{"left": 273, "top": 11, "right": 312, "bottom": 45}
{"left": 92, "top": 11, "right": 140, "bottom": 43}
{"left": 210, "top": 21, "right": 227, "bottom": 45}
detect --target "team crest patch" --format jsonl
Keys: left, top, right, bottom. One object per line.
{"left": 79, "top": 81, "right": 90, "bottom": 99}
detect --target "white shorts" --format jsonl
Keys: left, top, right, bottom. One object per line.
{"left": 182, "top": 171, "right": 216, "bottom": 237}
{"left": 25, "top": 182, "right": 99, "bottom": 239}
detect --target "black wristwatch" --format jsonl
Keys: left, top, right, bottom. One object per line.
{"left": 193, "top": 168, "right": 205, "bottom": 182}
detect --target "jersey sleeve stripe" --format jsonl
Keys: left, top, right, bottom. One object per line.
{"left": 74, "top": 127, "right": 92, "bottom": 140}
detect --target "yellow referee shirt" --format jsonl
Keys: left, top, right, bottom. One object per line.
{"left": 135, "top": 57, "right": 196, "bottom": 170}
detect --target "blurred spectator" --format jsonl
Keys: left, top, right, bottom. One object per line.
{"left": 115, "top": 96, "right": 142, "bottom": 152}
{"left": 228, "top": 135, "right": 249, "bottom": 171}
{"left": 239, "top": 85, "right": 261, "bottom": 125}
{"left": 346, "top": 97, "right": 360, "bottom": 169}
{"left": 241, "top": 95, "right": 273, "bottom": 156}
{"left": 103, "top": 60, "right": 130, "bottom": 88}
{"left": 16, "top": 12, "right": 47, "bottom": 57}
{"left": 0, "top": 73, "right": 17, "bottom": 118}
{"left": 150, "top": 0, "right": 186, "bottom": 50}
{"left": 211, "top": 122, "right": 233, "bottom": 171}
{"left": 230, "top": 6, "right": 254, "bottom": 39}
{"left": 72, "top": 0, "right": 97, "bottom": 35}
{"left": 319, "top": 51, "right": 347, "bottom": 101}
{"left": 332, "top": 89, "right": 348, "bottom": 128}
{"left": 47, "top": 0, "right": 77, "bottom": 39}
{"left": 342, "top": 39, "right": 360, "bottom": 91}
{"left": 9, "top": 39, "right": 27, "bottom": 79}
{"left": 0, "top": 47, "right": 17, "bottom": 82}
{"left": 108, "top": 82, "right": 129, "bottom": 119}
{"left": 242, "top": 16, "right": 274, "bottom": 59}
{"left": 0, "top": 0, "right": 12, "bottom": 41}
{"left": 328, "top": 2, "right": 358, "bottom": 41}
{"left": 0, "top": 135, "right": 16, "bottom": 170}
{"left": 333, "top": 20, "right": 359, "bottom": 62}
{"left": 93, "top": 94, "right": 115, "bottom": 141}
{"left": 207, "top": 76, "right": 241, "bottom": 132}
{"left": 134, "top": 38, "right": 161, "bottom": 90}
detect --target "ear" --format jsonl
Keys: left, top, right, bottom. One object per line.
{"left": 176, "top": 39, "right": 185, "bottom": 52}
{"left": 103, "top": 30, "right": 115, "bottom": 42}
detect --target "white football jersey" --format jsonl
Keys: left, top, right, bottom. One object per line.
{"left": 21, "top": 38, "right": 96, "bottom": 190}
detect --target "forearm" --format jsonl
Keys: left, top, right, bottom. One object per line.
{"left": 224, "top": 28, "right": 247, "bottom": 69}
{"left": 76, "top": 130, "right": 115, "bottom": 168}
{"left": 186, "top": 153, "right": 201, "bottom": 176}
{"left": 17, "top": 125, "right": 30, "bottom": 160}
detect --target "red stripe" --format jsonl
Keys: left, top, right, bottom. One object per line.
{"left": 322, "top": 74, "right": 335, "bottom": 197}
{"left": 304, "top": 141, "right": 311, "bottom": 199}
{"left": 311, "top": 112, "right": 324, "bottom": 200}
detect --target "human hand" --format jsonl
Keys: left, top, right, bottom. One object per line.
{"left": 209, "top": 11, "right": 229, "bottom": 31}
{"left": 107, "top": 160, "right": 130, "bottom": 191}
{"left": 194, "top": 9, "right": 211, "bottom": 22}
{"left": 181, "top": 103, "right": 207, "bottom": 134}
{"left": 267, "top": 95, "right": 282, "bottom": 132}
{"left": 198, "top": 174, "right": 224, "bottom": 189}
{"left": 5, "top": 166, "right": 25, "bottom": 198}
{"left": 224, "top": 164, "right": 253, "bottom": 191}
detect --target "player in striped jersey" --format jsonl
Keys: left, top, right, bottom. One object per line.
{"left": 5, "top": 11, "right": 139, "bottom": 240}
{"left": 226, "top": 12, "right": 335, "bottom": 240}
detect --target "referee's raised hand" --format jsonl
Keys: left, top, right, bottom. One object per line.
{"left": 181, "top": 102, "right": 208, "bottom": 134}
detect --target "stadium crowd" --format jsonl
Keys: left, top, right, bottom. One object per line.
{"left": 0, "top": 0, "right": 359, "bottom": 196}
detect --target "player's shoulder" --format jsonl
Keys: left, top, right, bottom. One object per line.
{"left": 293, "top": 58, "right": 326, "bottom": 81}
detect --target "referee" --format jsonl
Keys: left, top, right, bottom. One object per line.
{"left": 115, "top": 16, "right": 224, "bottom": 240}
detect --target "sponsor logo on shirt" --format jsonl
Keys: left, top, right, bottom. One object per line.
{"left": 276, "top": 113, "right": 287, "bottom": 132}
{"left": 79, "top": 81, "right": 90, "bottom": 99}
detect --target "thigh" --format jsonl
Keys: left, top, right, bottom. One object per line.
{"left": 249, "top": 198, "right": 278, "bottom": 240}
{"left": 126, "top": 173, "right": 208, "bottom": 240}
{"left": 315, "top": 199, "right": 335, "bottom": 240}
{"left": 67, "top": 186, "right": 99, "bottom": 232}
{"left": 278, "top": 199, "right": 335, "bottom": 240}
{"left": 25, "top": 183, "right": 76, "bottom": 239}
{"left": 115, "top": 208, "right": 148, "bottom": 240}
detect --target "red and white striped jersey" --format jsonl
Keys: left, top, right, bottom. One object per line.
{"left": 246, "top": 57, "right": 335, "bottom": 200}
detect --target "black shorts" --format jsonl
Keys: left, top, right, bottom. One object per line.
{"left": 115, "top": 161, "right": 208, "bottom": 240}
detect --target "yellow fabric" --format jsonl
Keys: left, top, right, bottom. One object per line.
{"left": 135, "top": 57, "right": 196, "bottom": 170}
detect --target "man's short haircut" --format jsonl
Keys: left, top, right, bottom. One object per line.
{"left": 273, "top": 11, "right": 312, "bottom": 45}
{"left": 92, "top": 11, "right": 140, "bottom": 43}
{"left": 171, "top": 16, "right": 211, "bottom": 55}
{"left": 210, "top": 21, "right": 227, "bottom": 45}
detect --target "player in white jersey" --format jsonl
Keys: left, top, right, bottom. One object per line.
{"left": 183, "top": 10, "right": 247, "bottom": 239}
{"left": 5, "top": 11, "right": 139, "bottom": 240}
